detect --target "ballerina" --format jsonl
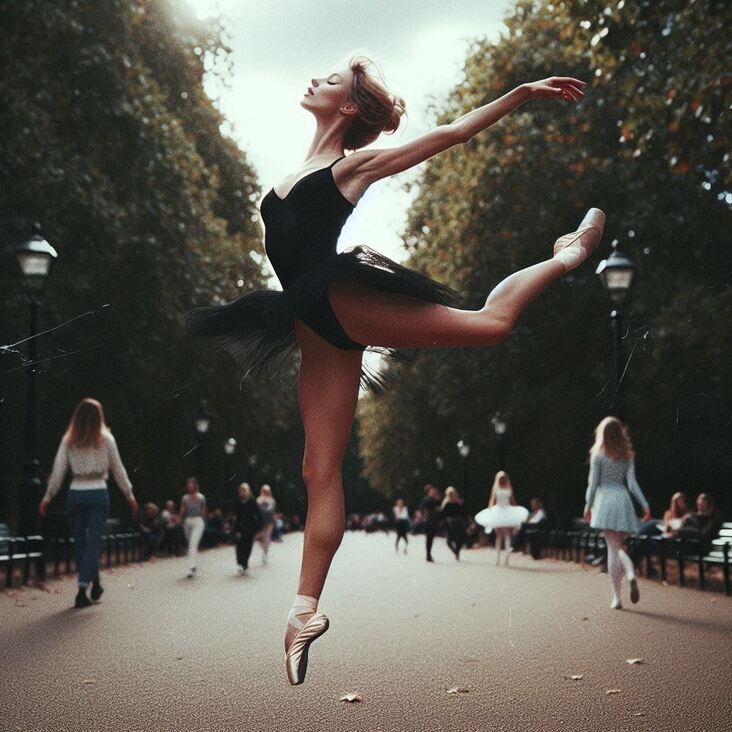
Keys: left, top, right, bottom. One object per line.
{"left": 475, "top": 471, "right": 529, "bottom": 566}
{"left": 189, "top": 54, "right": 603, "bottom": 684}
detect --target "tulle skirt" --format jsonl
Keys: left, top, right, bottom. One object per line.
{"left": 474, "top": 505, "right": 530, "bottom": 531}
{"left": 187, "top": 245, "right": 458, "bottom": 393}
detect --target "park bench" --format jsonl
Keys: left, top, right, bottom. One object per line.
{"left": 0, "top": 523, "right": 46, "bottom": 588}
{"left": 674, "top": 523, "right": 732, "bottom": 595}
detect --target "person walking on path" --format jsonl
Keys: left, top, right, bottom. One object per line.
{"left": 584, "top": 417, "right": 651, "bottom": 609}
{"left": 255, "top": 484, "right": 277, "bottom": 565}
{"left": 188, "top": 53, "right": 601, "bottom": 684}
{"left": 235, "top": 483, "right": 262, "bottom": 573}
{"left": 420, "top": 484, "right": 442, "bottom": 563}
{"left": 475, "top": 472, "right": 528, "bottom": 566}
{"left": 39, "top": 398, "right": 137, "bottom": 608}
{"left": 392, "top": 497, "right": 410, "bottom": 554}
{"left": 439, "top": 486, "right": 467, "bottom": 560}
{"left": 179, "top": 477, "right": 207, "bottom": 578}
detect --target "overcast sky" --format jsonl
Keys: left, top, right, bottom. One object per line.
{"left": 183, "top": 0, "right": 513, "bottom": 264}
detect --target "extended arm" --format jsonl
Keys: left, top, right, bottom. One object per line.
{"left": 341, "top": 77, "right": 586, "bottom": 186}
{"left": 42, "top": 440, "right": 69, "bottom": 503}
{"left": 584, "top": 454, "right": 601, "bottom": 512}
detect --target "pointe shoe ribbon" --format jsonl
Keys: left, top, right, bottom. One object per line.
{"left": 285, "top": 612, "right": 330, "bottom": 686}
{"left": 553, "top": 208, "right": 606, "bottom": 271}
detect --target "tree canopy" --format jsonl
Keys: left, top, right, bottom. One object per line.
{"left": 0, "top": 0, "right": 304, "bottom": 522}
{"left": 357, "top": 0, "right": 732, "bottom": 519}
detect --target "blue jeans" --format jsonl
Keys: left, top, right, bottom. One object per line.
{"left": 66, "top": 489, "right": 109, "bottom": 587}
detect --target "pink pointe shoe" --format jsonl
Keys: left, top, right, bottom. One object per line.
{"left": 553, "top": 208, "right": 606, "bottom": 271}
{"left": 285, "top": 612, "right": 330, "bottom": 685}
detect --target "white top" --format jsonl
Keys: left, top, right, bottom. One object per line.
{"left": 182, "top": 492, "right": 206, "bottom": 518}
{"left": 494, "top": 487, "right": 513, "bottom": 507}
{"left": 44, "top": 431, "right": 134, "bottom": 501}
{"left": 528, "top": 508, "right": 547, "bottom": 524}
{"left": 393, "top": 505, "right": 409, "bottom": 521}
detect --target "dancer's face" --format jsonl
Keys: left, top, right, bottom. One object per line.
{"left": 300, "top": 67, "right": 356, "bottom": 118}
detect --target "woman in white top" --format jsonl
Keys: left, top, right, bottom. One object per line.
{"left": 39, "top": 398, "right": 137, "bottom": 608}
{"left": 179, "top": 477, "right": 207, "bottom": 577}
{"left": 584, "top": 417, "right": 650, "bottom": 609}
{"left": 475, "top": 471, "right": 529, "bottom": 566}
{"left": 256, "top": 484, "right": 277, "bottom": 565}
{"left": 392, "top": 497, "right": 410, "bottom": 554}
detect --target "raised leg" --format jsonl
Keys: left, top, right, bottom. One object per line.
{"left": 285, "top": 321, "right": 362, "bottom": 652}
{"left": 330, "top": 213, "right": 603, "bottom": 349}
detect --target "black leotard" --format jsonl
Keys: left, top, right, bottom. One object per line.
{"left": 187, "top": 157, "right": 458, "bottom": 391}
{"left": 260, "top": 158, "right": 362, "bottom": 350}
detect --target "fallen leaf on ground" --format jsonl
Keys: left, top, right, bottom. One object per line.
{"left": 625, "top": 658, "right": 643, "bottom": 665}
{"left": 340, "top": 693, "right": 362, "bottom": 703}
{"left": 446, "top": 687, "right": 469, "bottom": 694}
{"left": 82, "top": 679, "right": 96, "bottom": 685}
{"left": 127, "top": 584, "right": 135, "bottom": 589}
{"left": 606, "top": 689, "right": 623, "bottom": 695}
{"left": 581, "top": 617, "right": 589, "bottom": 621}
{"left": 634, "top": 712, "right": 646, "bottom": 717}
{"left": 565, "top": 674, "right": 584, "bottom": 681}
{"left": 175, "top": 656, "right": 184, "bottom": 661}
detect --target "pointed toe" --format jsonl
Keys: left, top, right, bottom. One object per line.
{"left": 285, "top": 612, "right": 330, "bottom": 685}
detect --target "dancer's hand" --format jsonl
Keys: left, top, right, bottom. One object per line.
{"left": 522, "top": 77, "right": 587, "bottom": 103}
{"left": 129, "top": 497, "right": 139, "bottom": 516}
{"left": 38, "top": 499, "right": 49, "bottom": 518}
{"left": 641, "top": 506, "right": 652, "bottom": 522}
{"left": 583, "top": 508, "right": 592, "bottom": 523}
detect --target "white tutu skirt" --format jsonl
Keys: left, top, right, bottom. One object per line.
{"left": 475, "top": 505, "right": 529, "bottom": 531}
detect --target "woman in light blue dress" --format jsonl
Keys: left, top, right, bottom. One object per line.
{"left": 584, "top": 417, "right": 651, "bottom": 609}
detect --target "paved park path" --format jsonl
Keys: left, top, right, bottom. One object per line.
{"left": 2, "top": 532, "right": 731, "bottom": 732}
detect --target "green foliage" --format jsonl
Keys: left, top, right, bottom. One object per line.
{"left": 0, "top": 0, "right": 303, "bottom": 521}
{"left": 357, "top": 0, "right": 732, "bottom": 519}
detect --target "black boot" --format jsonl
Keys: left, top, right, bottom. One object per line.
{"left": 90, "top": 580, "right": 104, "bottom": 602}
{"left": 75, "top": 588, "right": 92, "bottom": 608}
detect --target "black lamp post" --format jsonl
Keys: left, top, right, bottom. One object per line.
{"left": 15, "top": 222, "right": 58, "bottom": 535}
{"left": 223, "top": 437, "right": 237, "bottom": 504}
{"left": 193, "top": 404, "right": 210, "bottom": 486}
{"left": 491, "top": 412, "right": 507, "bottom": 471}
{"left": 456, "top": 439, "right": 470, "bottom": 503}
{"left": 596, "top": 241, "right": 636, "bottom": 418}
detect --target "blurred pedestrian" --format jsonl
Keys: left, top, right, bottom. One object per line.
{"left": 139, "top": 502, "right": 163, "bottom": 560}
{"left": 392, "top": 497, "right": 410, "bottom": 554}
{"left": 179, "top": 477, "right": 207, "bottom": 578}
{"left": 160, "top": 499, "right": 184, "bottom": 555}
{"left": 39, "top": 398, "right": 138, "bottom": 608}
{"left": 475, "top": 471, "right": 528, "bottom": 566}
{"left": 439, "top": 486, "right": 467, "bottom": 560}
{"left": 584, "top": 417, "right": 651, "bottom": 609}
{"left": 234, "top": 483, "right": 262, "bottom": 573}
{"left": 419, "top": 484, "right": 441, "bottom": 562}
{"left": 256, "top": 484, "right": 277, "bottom": 565}
{"left": 512, "top": 498, "right": 549, "bottom": 559}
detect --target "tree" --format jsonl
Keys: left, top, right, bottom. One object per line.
{"left": 0, "top": 0, "right": 302, "bottom": 523}
{"left": 357, "top": 0, "right": 732, "bottom": 520}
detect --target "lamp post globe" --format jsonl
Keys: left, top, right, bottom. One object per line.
{"left": 15, "top": 223, "right": 58, "bottom": 535}
{"left": 224, "top": 437, "right": 237, "bottom": 456}
{"left": 16, "top": 222, "right": 58, "bottom": 296}
{"left": 194, "top": 406, "right": 211, "bottom": 435}
{"left": 596, "top": 240, "right": 636, "bottom": 306}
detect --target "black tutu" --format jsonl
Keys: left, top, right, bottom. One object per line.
{"left": 186, "top": 245, "right": 458, "bottom": 393}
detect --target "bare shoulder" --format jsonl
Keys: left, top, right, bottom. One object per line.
{"left": 331, "top": 150, "right": 382, "bottom": 205}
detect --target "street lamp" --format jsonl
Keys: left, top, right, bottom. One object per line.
{"left": 596, "top": 241, "right": 636, "bottom": 418}
{"left": 456, "top": 439, "right": 470, "bottom": 502}
{"left": 223, "top": 437, "right": 237, "bottom": 505}
{"left": 491, "top": 412, "right": 507, "bottom": 471}
{"left": 194, "top": 405, "right": 211, "bottom": 435}
{"left": 15, "top": 222, "right": 58, "bottom": 535}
